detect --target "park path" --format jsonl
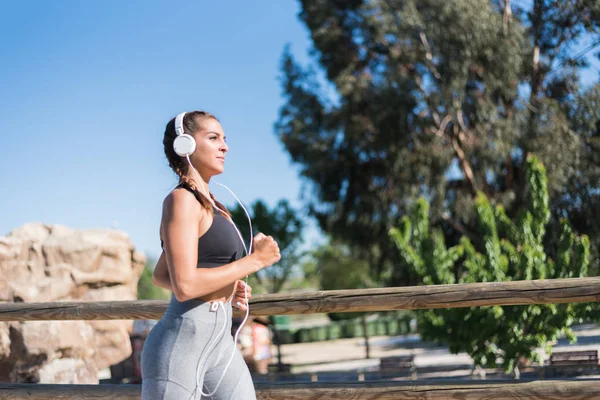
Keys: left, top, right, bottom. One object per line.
{"left": 273, "top": 324, "right": 600, "bottom": 374}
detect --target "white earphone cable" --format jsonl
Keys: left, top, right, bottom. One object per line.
{"left": 183, "top": 157, "right": 254, "bottom": 397}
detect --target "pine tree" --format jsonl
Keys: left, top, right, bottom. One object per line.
{"left": 275, "top": 0, "right": 600, "bottom": 283}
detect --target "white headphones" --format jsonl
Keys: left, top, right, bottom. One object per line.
{"left": 173, "top": 112, "right": 196, "bottom": 156}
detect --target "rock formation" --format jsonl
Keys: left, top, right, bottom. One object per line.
{"left": 0, "top": 223, "right": 145, "bottom": 383}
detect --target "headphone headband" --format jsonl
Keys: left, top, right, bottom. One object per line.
{"left": 175, "top": 112, "right": 186, "bottom": 136}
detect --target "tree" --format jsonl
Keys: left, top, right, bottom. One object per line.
{"left": 547, "top": 83, "right": 600, "bottom": 276}
{"left": 230, "top": 199, "right": 305, "bottom": 294}
{"left": 388, "top": 155, "right": 595, "bottom": 376}
{"left": 275, "top": 0, "right": 600, "bottom": 283}
{"left": 137, "top": 257, "right": 170, "bottom": 300}
{"left": 310, "top": 240, "right": 376, "bottom": 358}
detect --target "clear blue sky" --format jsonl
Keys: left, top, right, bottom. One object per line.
{"left": 0, "top": 0, "right": 316, "bottom": 260}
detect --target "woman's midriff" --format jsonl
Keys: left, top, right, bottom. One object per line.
{"left": 196, "top": 282, "right": 237, "bottom": 303}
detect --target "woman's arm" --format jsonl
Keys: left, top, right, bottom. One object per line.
{"left": 153, "top": 251, "right": 254, "bottom": 309}
{"left": 161, "top": 189, "right": 275, "bottom": 302}
{"left": 152, "top": 251, "right": 171, "bottom": 290}
{"left": 153, "top": 248, "right": 254, "bottom": 310}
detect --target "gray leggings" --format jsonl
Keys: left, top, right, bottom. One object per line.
{"left": 141, "top": 297, "right": 256, "bottom": 400}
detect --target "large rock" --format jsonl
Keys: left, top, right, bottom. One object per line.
{"left": 0, "top": 223, "right": 146, "bottom": 383}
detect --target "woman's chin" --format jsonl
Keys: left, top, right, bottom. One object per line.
{"left": 212, "top": 166, "right": 225, "bottom": 175}
{"left": 200, "top": 164, "right": 225, "bottom": 176}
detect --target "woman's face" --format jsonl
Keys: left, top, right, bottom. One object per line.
{"left": 190, "top": 117, "right": 228, "bottom": 177}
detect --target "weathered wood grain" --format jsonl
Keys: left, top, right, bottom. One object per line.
{"left": 1, "top": 277, "right": 598, "bottom": 321}
{"left": 249, "top": 276, "right": 600, "bottom": 317}
{"left": 0, "top": 300, "right": 167, "bottom": 321}
{"left": 0, "top": 383, "right": 139, "bottom": 399}
{"left": 256, "top": 379, "right": 600, "bottom": 399}
{"left": 0, "top": 380, "right": 598, "bottom": 399}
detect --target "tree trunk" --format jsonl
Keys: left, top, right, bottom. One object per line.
{"left": 527, "top": 0, "right": 543, "bottom": 139}
{"left": 273, "top": 326, "right": 283, "bottom": 367}
{"left": 503, "top": 0, "right": 512, "bottom": 35}
{"left": 361, "top": 315, "right": 370, "bottom": 359}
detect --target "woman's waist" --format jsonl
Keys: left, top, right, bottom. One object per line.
{"left": 164, "top": 296, "right": 231, "bottom": 320}
{"left": 164, "top": 284, "right": 236, "bottom": 316}
{"left": 199, "top": 282, "right": 236, "bottom": 302}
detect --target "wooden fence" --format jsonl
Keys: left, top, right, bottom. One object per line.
{"left": 0, "top": 277, "right": 599, "bottom": 399}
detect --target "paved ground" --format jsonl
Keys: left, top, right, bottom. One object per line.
{"left": 272, "top": 324, "right": 600, "bottom": 374}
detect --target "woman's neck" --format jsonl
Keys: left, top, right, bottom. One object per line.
{"left": 182, "top": 175, "right": 212, "bottom": 202}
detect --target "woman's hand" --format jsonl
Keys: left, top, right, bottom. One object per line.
{"left": 233, "top": 280, "right": 252, "bottom": 311}
{"left": 252, "top": 233, "right": 281, "bottom": 269}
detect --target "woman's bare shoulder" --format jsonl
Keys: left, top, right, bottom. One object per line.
{"left": 162, "top": 187, "right": 204, "bottom": 221}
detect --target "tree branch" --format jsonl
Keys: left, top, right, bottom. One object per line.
{"left": 418, "top": 30, "right": 442, "bottom": 80}
{"left": 503, "top": 0, "right": 512, "bottom": 36}
{"left": 442, "top": 212, "right": 479, "bottom": 244}
{"left": 451, "top": 123, "right": 478, "bottom": 196}
{"left": 456, "top": 110, "right": 476, "bottom": 147}
{"left": 529, "top": 0, "right": 543, "bottom": 107}
{"left": 505, "top": 154, "right": 514, "bottom": 191}
{"left": 429, "top": 114, "right": 453, "bottom": 138}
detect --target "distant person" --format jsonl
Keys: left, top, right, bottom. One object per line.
{"left": 140, "top": 110, "right": 280, "bottom": 400}
{"left": 250, "top": 316, "right": 273, "bottom": 374}
{"left": 233, "top": 316, "right": 273, "bottom": 374}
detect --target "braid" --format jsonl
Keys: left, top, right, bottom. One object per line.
{"left": 175, "top": 167, "right": 213, "bottom": 212}
{"left": 210, "top": 193, "right": 231, "bottom": 217}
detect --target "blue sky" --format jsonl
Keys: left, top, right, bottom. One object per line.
{"left": 0, "top": 1, "right": 318, "bottom": 260}
{"left": 1, "top": 1, "right": 598, "bottom": 262}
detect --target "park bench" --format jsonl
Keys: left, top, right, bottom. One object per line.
{"left": 548, "top": 350, "right": 599, "bottom": 366}
{"left": 379, "top": 355, "right": 417, "bottom": 379}
{"left": 379, "top": 355, "right": 415, "bottom": 369}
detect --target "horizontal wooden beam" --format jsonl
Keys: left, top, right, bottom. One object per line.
{"left": 257, "top": 379, "right": 600, "bottom": 399}
{"left": 0, "top": 383, "right": 138, "bottom": 400}
{"left": 0, "top": 380, "right": 598, "bottom": 399}
{"left": 0, "top": 277, "right": 599, "bottom": 321}
{"left": 0, "top": 300, "right": 167, "bottom": 322}
{"left": 249, "top": 276, "right": 600, "bottom": 317}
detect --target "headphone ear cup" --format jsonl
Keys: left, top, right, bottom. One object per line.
{"left": 173, "top": 134, "right": 196, "bottom": 157}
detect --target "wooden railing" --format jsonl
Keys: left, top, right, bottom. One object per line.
{"left": 1, "top": 379, "right": 599, "bottom": 400}
{"left": 2, "top": 277, "right": 598, "bottom": 321}
{"left": 1, "top": 277, "right": 599, "bottom": 399}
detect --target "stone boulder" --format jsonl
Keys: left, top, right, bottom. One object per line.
{"left": 0, "top": 223, "right": 145, "bottom": 383}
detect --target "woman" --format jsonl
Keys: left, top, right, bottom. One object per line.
{"left": 141, "top": 110, "right": 280, "bottom": 400}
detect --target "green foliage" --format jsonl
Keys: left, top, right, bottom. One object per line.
{"left": 230, "top": 199, "right": 305, "bottom": 294}
{"left": 137, "top": 258, "right": 170, "bottom": 300}
{"left": 389, "top": 155, "right": 596, "bottom": 373}
{"left": 549, "top": 83, "right": 600, "bottom": 276}
{"left": 389, "top": 198, "right": 463, "bottom": 285}
{"left": 276, "top": 0, "right": 600, "bottom": 284}
{"left": 309, "top": 240, "right": 375, "bottom": 321}
{"left": 316, "top": 243, "right": 374, "bottom": 290}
